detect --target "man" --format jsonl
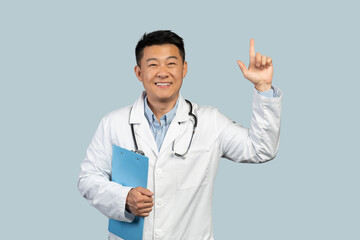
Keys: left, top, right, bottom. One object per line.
{"left": 78, "top": 30, "right": 282, "bottom": 240}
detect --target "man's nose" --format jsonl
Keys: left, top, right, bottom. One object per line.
{"left": 156, "top": 65, "right": 169, "bottom": 78}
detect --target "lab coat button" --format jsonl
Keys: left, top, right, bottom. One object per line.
{"left": 156, "top": 168, "right": 163, "bottom": 175}
{"left": 155, "top": 229, "right": 162, "bottom": 236}
{"left": 156, "top": 198, "right": 163, "bottom": 205}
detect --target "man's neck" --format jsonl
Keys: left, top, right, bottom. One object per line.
{"left": 146, "top": 96, "right": 178, "bottom": 122}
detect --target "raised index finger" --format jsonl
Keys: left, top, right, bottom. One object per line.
{"left": 249, "top": 38, "right": 256, "bottom": 65}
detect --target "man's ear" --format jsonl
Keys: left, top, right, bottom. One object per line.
{"left": 182, "top": 61, "right": 188, "bottom": 78}
{"left": 134, "top": 65, "right": 142, "bottom": 82}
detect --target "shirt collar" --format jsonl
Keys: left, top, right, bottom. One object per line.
{"left": 144, "top": 96, "right": 179, "bottom": 126}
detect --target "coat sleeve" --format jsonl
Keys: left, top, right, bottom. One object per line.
{"left": 77, "top": 114, "right": 135, "bottom": 222}
{"left": 218, "top": 87, "right": 282, "bottom": 163}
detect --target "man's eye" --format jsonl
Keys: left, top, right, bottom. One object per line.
{"left": 168, "top": 62, "right": 176, "bottom": 65}
{"left": 149, "top": 64, "right": 157, "bottom": 67}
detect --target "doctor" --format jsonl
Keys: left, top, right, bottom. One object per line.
{"left": 78, "top": 30, "right": 282, "bottom": 240}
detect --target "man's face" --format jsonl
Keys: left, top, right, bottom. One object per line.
{"left": 135, "top": 44, "right": 187, "bottom": 106}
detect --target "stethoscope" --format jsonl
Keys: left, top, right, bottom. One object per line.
{"left": 130, "top": 99, "right": 197, "bottom": 158}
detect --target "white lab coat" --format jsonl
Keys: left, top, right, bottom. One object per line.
{"left": 78, "top": 88, "right": 282, "bottom": 240}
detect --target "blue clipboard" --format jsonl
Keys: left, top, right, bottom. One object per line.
{"left": 108, "top": 144, "right": 149, "bottom": 240}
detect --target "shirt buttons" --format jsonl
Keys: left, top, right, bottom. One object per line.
{"left": 156, "top": 168, "right": 163, "bottom": 175}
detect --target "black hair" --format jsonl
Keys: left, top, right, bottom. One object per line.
{"left": 135, "top": 30, "right": 185, "bottom": 66}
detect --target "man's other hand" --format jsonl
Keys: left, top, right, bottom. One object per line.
{"left": 126, "top": 187, "right": 154, "bottom": 217}
{"left": 237, "top": 39, "right": 273, "bottom": 92}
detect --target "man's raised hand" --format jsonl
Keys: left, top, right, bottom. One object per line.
{"left": 237, "top": 39, "right": 273, "bottom": 92}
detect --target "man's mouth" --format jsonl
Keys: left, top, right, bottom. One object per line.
{"left": 155, "top": 82, "right": 171, "bottom": 86}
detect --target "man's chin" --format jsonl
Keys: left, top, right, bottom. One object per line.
{"left": 148, "top": 94, "right": 179, "bottom": 105}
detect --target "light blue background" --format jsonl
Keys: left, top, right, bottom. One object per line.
{"left": 1, "top": 0, "right": 359, "bottom": 239}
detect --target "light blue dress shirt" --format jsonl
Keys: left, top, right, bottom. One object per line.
{"left": 144, "top": 97, "right": 179, "bottom": 151}
{"left": 144, "top": 88, "right": 276, "bottom": 151}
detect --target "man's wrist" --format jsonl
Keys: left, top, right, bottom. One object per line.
{"left": 254, "top": 83, "right": 272, "bottom": 92}
{"left": 125, "top": 188, "right": 134, "bottom": 213}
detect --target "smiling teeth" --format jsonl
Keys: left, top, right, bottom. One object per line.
{"left": 156, "top": 83, "right": 170, "bottom": 86}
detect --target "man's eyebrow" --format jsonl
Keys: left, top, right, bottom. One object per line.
{"left": 146, "top": 56, "right": 179, "bottom": 62}
{"left": 146, "top": 58, "right": 158, "bottom": 62}
{"left": 167, "top": 56, "right": 178, "bottom": 60}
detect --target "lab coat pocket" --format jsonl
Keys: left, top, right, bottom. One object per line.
{"left": 175, "top": 148, "right": 210, "bottom": 189}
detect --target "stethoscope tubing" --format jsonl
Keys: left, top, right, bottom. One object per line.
{"left": 129, "top": 99, "right": 196, "bottom": 157}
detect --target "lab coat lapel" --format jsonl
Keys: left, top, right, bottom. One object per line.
{"left": 160, "top": 95, "right": 191, "bottom": 154}
{"left": 129, "top": 92, "right": 158, "bottom": 157}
